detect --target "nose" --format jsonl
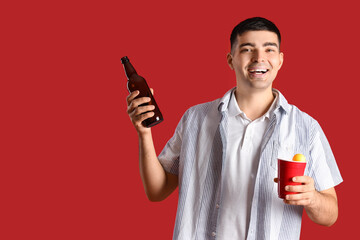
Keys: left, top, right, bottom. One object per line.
{"left": 251, "top": 50, "right": 265, "bottom": 63}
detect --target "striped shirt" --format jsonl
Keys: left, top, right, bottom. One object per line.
{"left": 217, "top": 89, "right": 278, "bottom": 240}
{"left": 158, "top": 88, "right": 343, "bottom": 240}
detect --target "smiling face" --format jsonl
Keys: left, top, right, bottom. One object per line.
{"left": 227, "top": 30, "right": 284, "bottom": 93}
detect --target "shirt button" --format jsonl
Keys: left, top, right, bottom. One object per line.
{"left": 212, "top": 232, "right": 216, "bottom": 237}
{"left": 216, "top": 204, "right": 220, "bottom": 209}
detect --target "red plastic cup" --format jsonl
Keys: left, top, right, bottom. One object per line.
{"left": 278, "top": 159, "right": 306, "bottom": 199}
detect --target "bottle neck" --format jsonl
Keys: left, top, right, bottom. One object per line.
{"left": 121, "top": 57, "right": 137, "bottom": 80}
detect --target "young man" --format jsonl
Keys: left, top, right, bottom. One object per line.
{"left": 126, "top": 17, "right": 343, "bottom": 240}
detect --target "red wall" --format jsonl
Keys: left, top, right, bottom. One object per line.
{"left": 2, "top": 0, "right": 356, "bottom": 239}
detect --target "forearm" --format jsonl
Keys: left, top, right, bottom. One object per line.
{"left": 126, "top": 90, "right": 177, "bottom": 201}
{"left": 304, "top": 190, "right": 338, "bottom": 227}
{"left": 138, "top": 131, "right": 169, "bottom": 201}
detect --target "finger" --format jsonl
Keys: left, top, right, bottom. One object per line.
{"left": 284, "top": 193, "right": 312, "bottom": 206}
{"left": 286, "top": 191, "right": 312, "bottom": 201}
{"left": 126, "top": 90, "right": 140, "bottom": 105}
{"left": 135, "top": 111, "right": 155, "bottom": 125}
{"left": 132, "top": 96, "right": 151, "bottom": 107}
{"left": 292, "top": 176, "right": 312, "bottom": 184}
{"left": 134, "top": 105, "right": 155, "bottom": 116}
{"left": 285, "top": 184, "right": 306, "bottom": 193}
{"left": 285, "top": 183, "right": 313, "bottom": 193}
{"left": 284, "top": 198, "right": 311, "bottom": 206}
{"left": 127, "top": 97, "right": 151, "bottom": 114}
{"left": 150, "top": 88, "right": 154, "bottom": 95}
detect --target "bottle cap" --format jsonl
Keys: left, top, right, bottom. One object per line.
{"left": 121, "top": 56, "right": 129, "bottom": 64}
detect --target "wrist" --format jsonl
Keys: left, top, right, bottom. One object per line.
{"left": 138, "top": 128, "right": 152, "bottom": 139}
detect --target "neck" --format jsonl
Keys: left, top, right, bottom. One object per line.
{"left": 234, "top": 87, "right": 275, "bottom": 121}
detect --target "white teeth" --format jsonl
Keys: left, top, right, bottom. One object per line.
{"left": 249, "top": 69, "right": 268, "bottom": 73}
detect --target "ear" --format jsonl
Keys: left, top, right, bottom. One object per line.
{"left": 278, "top": 52, "right": 284, "bottom": 70}
{"left": 227, "top": 53, "right": 234, "bottom": 70}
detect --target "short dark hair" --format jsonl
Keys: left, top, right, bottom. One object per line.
{"left": 230, "top": 17, "right": 281, "bottom": 51}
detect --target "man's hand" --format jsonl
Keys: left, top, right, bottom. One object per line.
{"left": 126, "top": 89, "right": 155, "bottom": 135}
{"left": 283, "top": 176, "right": 316, "bottom": 206}
{"left": 274, "top": 176, "right": 338, "bottom": 226}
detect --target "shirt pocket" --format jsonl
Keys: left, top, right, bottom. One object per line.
{"left": 278, "top": 143, "right": 295, "bottom": 161}
{"left": 270, "top": 142, "right": 294, "bottom": 171}
{"left": 275, "top": 144, "right": 308, "bottom": 165}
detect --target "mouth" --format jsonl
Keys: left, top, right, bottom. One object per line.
{"left": 248, "top": 69, "right": 269, "bottom": 74}
{"left": 248, "top": 68, "right": 269, "bottom": 79}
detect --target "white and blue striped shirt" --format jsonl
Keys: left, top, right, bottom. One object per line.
{"left": 158, "top": 88, "right": 343, "bottom": 240}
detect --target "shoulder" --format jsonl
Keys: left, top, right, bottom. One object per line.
{"left": 276, "top": 89, "right": 317, "bottom": 128}
{"left": 182, "top": 98, "right": 221, "bottom": 121}
{"left": 287, "top": 104, "right": 314, "bottom": 121}
{"left": 178, "top": 88, "right": 234, "bottom": 129}
{"left": 276, "top": 89, "right": 316, "bottom": 124}
{"left": 184, "top": 88, "right": 234, "bottom": 118}
{"left": 281, "top": 102, "right": 324, "bottom": 146}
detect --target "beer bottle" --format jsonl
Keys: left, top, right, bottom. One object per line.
{"left": 121, "top": 56, "right": 163, "bottom": 128}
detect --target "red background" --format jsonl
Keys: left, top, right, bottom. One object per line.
{"left": 1, "top": 0, "right": 358, "bottom": 239}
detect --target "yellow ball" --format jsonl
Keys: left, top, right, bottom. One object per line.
{"left": 293, "top": 153, "right": 306, "bottom": 162}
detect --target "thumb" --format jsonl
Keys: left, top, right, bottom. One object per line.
{"left": 150, "top": 88, "right": 154, "bottom": 95}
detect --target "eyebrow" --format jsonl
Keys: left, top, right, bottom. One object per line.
{"left": 264, "top": 42, "right": 279, "bottom": 48}
{"left": 239, "top": 43, "right": 255, "bottom": 48}
{"left": 239, "top": 42, "right": 279, "bottom": 48}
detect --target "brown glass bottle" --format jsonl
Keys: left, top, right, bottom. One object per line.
{"left": 121, "top": 56, "right": 163, "bottom": 128}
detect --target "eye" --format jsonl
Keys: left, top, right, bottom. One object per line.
{"left": 266, "top": 48, "right": 276, "bottom": 53}
{"left": 240, "top": 48, "right": 251, "bottom": 53}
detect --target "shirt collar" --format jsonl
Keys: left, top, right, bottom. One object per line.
{"left": 272, "top": 88, "right": 290, "bottom": 115}
{"left": 263, "top": 91, "right": 278, "bottom": 120}
{"left": 218, "top": 87, "right": 235, "bottom": 113}
{"left": 228, "top": 90, "right": 242, "bottom": 118}
{"left": 218, "top": 87, "right": 290, "bottom": 116}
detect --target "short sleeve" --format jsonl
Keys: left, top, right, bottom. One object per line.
{"left": 308, "top": 120, "right": 343, "bottom": 191}
{"left": 158, "top": 112, "right": 186, "bottom": 175}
